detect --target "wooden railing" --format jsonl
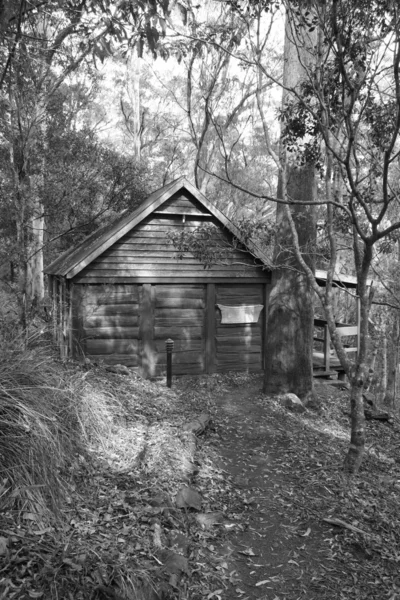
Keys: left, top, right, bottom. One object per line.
{"left": 313, "top": 318, "right": 359, "bottom": 376}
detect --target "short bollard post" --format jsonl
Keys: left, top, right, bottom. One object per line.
{"left": 165, "top": 338, "right": 174, "bottom": 388}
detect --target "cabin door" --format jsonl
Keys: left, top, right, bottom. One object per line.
{"left": 215, "top": 284, "right": 264, "bottom": 373}
{"left": 153, "top": 284, "right": 206, "bottom": 375}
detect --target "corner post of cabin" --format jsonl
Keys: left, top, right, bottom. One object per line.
{"left": 59, "top": 279, "right": 66, "bottom": 358}
{"left": 262, "top": 283, "right": 270, "bottom": 370}
{"left": 57, "top": 277, "right": 63, "bottom": 353}
{"left": 66, "top": 280, "right": 73, "bottom": 358}
{"left": 205, "top": 283, "right": 216, "bottom": 374}
{"left": 356, "top": 292, "right": 361, "bottom": 355}
{"left": 140, "top": 283, "right": 156, "bottom": 377}
{"left": 49, "top": 275, "right": 56, "bottom": 341}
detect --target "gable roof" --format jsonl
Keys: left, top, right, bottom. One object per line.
{"left": 45, "top": 177, "right": 273, "bottom": 279}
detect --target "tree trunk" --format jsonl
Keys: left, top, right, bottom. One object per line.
{"left": 343, "top": 379, "right": 366, "bottom": 473}
{"left": 26, "top": 199, "right": 45, "bottom": 304}
{"left": 263, "top": 6, "right": 317, "bottom": 401}
{"left": 127, "top": 49, "right": 141, "bottom": 161}
{"left": 380, "top": 332, "right": 388, "bottom": 403}
{"left": 384, "top": 316, "right": 399, "bottom": 408}
{"left": 365, "top": 346, "right": 377, "bottom": 392}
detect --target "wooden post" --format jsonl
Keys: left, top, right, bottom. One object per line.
{"left": 323, "top": 324, "right": 331, "bottom": 372}
{"left": 166, "top": 338, "right": 174, "bottom": 387}
{"left": 262, "top": 283, "right": 270, "bottom": 370}
{"left": 205, "top": 284, "right": 216, "bottom": 373}
{"left": 140, "top": 284, "right": 156, "bottom": 377}
{"left": 71, "top": 284, "right": 85, "bottom": 360}
{"left": 60, "top": 279, "right": 67, "bottom": 359}
{"left": 66, "top": 281, "right": 73, "bottom": 358}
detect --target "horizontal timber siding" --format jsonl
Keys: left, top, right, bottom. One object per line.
{"left": 154, "top": 191, "right": 210, "bottom": 215}
{"left": 215, "top": 284, "right": 263, "bottom": 373}
{"left": 153, "top": 284, "right": 206, "bottom": 375}
{"left": 75, "top": 284, "right": 140, "bottom": 367}
{"left": 75, "top": 213, "right": 268, "bottom": 283}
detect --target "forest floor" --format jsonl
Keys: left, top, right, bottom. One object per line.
{"left": 2, "top": 367, "right": 400, "bottom": 600}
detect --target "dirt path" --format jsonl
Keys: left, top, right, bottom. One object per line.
{"left": 207, "top": 377, "right": 335, "bottom": 600}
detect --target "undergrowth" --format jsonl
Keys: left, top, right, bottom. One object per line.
{"left": 0, "top": 336, "right": 81, "bottom": 523}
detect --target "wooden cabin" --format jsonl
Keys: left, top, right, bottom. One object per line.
{"left": 45, "top": 178, "right": 273, "bottom": 376}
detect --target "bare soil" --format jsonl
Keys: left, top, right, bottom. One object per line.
{"left": 187, "top": 374, "right": 400, "bottom": 600}
{"left": 202, "top": 377, "right": 335, "bottom": 600}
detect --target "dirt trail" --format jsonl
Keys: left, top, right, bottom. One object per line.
{"left": 208, "top": 377, "right": 334, "bottom": 600}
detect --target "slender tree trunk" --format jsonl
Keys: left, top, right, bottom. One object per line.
{"left": 343, "top": 380, "right": 366, "bottom": 473}
{"left": 263, "top": 6, "right": 317, "bottom": 401}
{"left": 127, "top": 49, "right": 141, "bottom": 161}
{"left": 384, "top": 316, "right": 399, "bottom": 408}
{"left": 26, "top": 201, "right": 45, "bottom": 303}
{"left": 365, "top": 346, "right": 377, "bottom": 392}
{"left": 381, "top": 332, "right": 388, "bottom": 403}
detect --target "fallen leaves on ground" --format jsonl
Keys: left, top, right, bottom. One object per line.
{"left": 2, "top": 369, "right": 400, "bottom": 600}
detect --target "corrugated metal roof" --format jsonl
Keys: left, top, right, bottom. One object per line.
{"left": 315, "top": 269, "right": 371, "bottom": 289}
{"left": 45, "top": 177, "right": 273, "bottom": 278}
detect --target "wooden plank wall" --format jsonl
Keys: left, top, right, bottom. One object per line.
{"left": 76, "top": 284, "right": 140, "bottom": 366}
{"left": 215, "top": 284, "right": 263, "bottom": 372}
{"left": 154, "top": 284, "right": 205, "bottom": 375}
{"left": 72, "top": 282, "right": 206, "bottom": 375}
{"left": 74, "top": 192, "right": 268, "bottom": 283}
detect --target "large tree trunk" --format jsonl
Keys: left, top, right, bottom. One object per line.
{"left": 263, "top": 6, "right": 317, "bottom": 401}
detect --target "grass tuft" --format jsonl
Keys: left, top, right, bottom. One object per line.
{"left": 0, "top": 335, "right": 82, "bottom": 525}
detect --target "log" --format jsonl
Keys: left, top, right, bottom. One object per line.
{"left": 343, "top": 408, "right": 393, "bottom": 424}
{"left": 322, "top": 517, "right": 370, "bottom": 537}
{"left": 364, "top": 409, "right": 393, "bottom": 423}
{"left": 182, "top": 413, "right": 211, "bottom": 436}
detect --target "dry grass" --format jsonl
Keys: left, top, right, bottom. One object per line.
{"left": 0, "top": 329, "right": 212, "bottom": 598}
{"left": 0, "top": 336, "right": 81, "bottom": 524}
{"left": 73, "top": 370, "right": 198, "bottom": 488}
{"left": 0, "top": 332, "right": 205, "bottom": 527}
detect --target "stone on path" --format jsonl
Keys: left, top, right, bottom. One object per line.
{"left": 279, "top": 393, "right": 306, "bottom": 413}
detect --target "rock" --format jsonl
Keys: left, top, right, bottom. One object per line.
{"left": 362, "top": 391, "right": 375, "bottom": 407}
{"left": 279, "top": 393, "right": 306, "bottom": 413}
{"left": 364, "top": 409, "right": 392, "bottom": 422}
{"left": 150, "top": 492, "right": 173, "bottom": 513}
{"left": 182, "top": 413, "right": 211, "bottom": 435}
{"left": 328, "top": 380, "right": 350, "bottom": 391}
{"left": 175, "top": 486, "right": 202, "bottom": 510}
{"left": 302, "top": 390, "right": 321, "bottom": 411}
{"left": 195, "top": 512, "right": 224, "bottom": 529}
{"left": 105, "top": 364, "right": 131, "bottom": 375}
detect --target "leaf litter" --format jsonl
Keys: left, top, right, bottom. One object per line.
{"left": 2, "top": 368, "right": 400, "bottom": 599}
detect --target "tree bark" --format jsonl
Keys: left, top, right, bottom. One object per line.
{"left": 263, "top": 6, "right": 317, "bottom": 401}
{"left": 384, "top": 315, "right": 399, "bottom": 408}
{"left": 343, "top": 380, "right": 366, "bottom": 473}
{"left": 127, "top": 49, "right": 141, "bottom": 161}
{"left": 380, "top": 334, "right": 388, "bottom": 403}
